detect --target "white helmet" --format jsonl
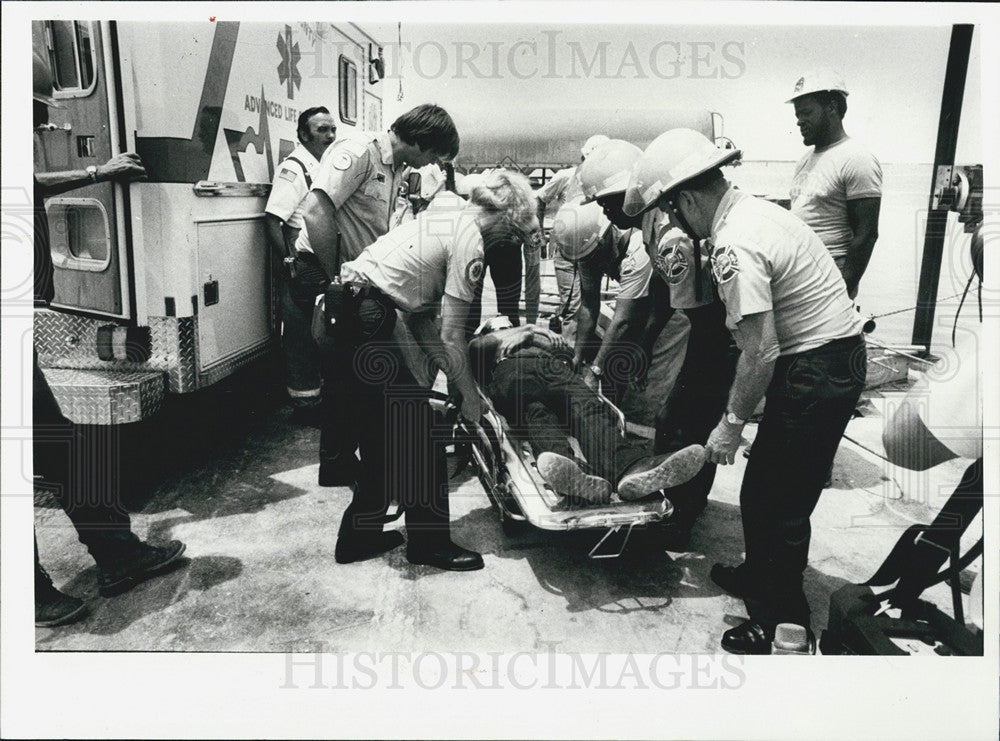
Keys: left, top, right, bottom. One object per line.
{"left": 551, "top": 199, "right": 611, "bottom": 261}
{"left": 786, "top": 68, "right": 849, "bottom": 103}
{"left": 577, "top": 139, "right": 643, "bottom": 204}
{"left": 581, "top": 134, "right": 610, "bottom": 159}
{"left": 623, "top": 128, "right": 741, "bottom": 217}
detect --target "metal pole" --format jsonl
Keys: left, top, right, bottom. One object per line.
{"left": 911, "top": 24, "right": 974, "bottom": 350}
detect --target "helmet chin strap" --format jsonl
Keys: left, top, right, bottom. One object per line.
{"left": 664, "top": 197, "right": 706, "bottom": 302}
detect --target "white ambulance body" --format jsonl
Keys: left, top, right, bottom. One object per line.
{"left": 33, "top": 20, "right": 385, "bottom": 424}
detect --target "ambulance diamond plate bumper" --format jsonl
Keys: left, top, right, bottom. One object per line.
{"left": 40, "top": 367, "right": 166, "bottom": 425}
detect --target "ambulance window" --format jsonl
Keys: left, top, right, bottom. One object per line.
{"left": 339, "top": 56, "right": 358, "bottom": 125}
{"left": 45, "top": 21, "right": 97, "bottom": 96}
{"left": 45, "top": 199, "right": 112, "bottom": 272}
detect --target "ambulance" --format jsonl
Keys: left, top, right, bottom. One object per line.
{"left": 32, "top": 19, "right": 386, "bottom": 424}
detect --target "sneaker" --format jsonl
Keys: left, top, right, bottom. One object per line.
{"left": 537, "top": 452, "right": 612, "bottom": 505}
{"left": 35, "top": 568, "right": 87, "bottom": 628}
{"left": 617, "top": 445, "right": 708, "bottom": 501}
{"left": 97, "top": 540, "right": 187, "bottom": 597}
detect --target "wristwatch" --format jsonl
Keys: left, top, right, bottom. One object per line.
{"left": 588, "top": 364, "right": 603, "bottom": 377}
{"left": 86, "top": 165, "right": 99, "bottom": 183}
{"left": 725, "top": 411, "right": 745, "bottom": 426}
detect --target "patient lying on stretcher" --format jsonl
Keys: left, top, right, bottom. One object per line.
{"left": 468, "top": 317, "right": 706, "bottom": 505}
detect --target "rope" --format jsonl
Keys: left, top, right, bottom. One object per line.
{"left": 867, "top": 290, "right": 966, "bottom": 321}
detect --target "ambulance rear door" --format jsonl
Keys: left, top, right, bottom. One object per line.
{"left": 33, "top": 20, "right": 132, "bottom": 320}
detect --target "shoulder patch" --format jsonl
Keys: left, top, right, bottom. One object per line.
{"left": 465, "top": 257, "right": 485, "bottom": 285}
{"left": 332, "top": 152, "right": 354, "bottom": 171}
{"left": 278, "top": 167, "right": 298, "bottom": 183}
{"left": 662, "top": 242, "right": 690, "bottom": 285}
{"left": 710, "top": 243, "right": 740, "bottom": 285}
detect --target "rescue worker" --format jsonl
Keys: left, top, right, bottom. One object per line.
{"left": 787, "top": 69, "right": 882, "bottom": 299}
{"left": 458, "top": 172, "right": 543, "bottom": 335}
{"left": 535, "top": 134, "right": 609, "bottom": 323}
{"left": 550, "top": 199, "right": 651, "bottom": 405}
{"left": 263, "top": 106, "right": 337, "bottom": 425}
{"left": 469, "top": 317, "right": 707, "bottom": 504}
{"left": 624, "top": 128, "right": 867, "bottom": 654}
{"left": 297, "top": 103, "right": 460, "bottom": 486}
{"left": 32, "top": 50, "right": 185, "bottom": 626}
{"left": 581, "top": 138, "right": 740, "bottom": 549}
{"left": 329, "top": 169, "right": 537, "bottom": 570}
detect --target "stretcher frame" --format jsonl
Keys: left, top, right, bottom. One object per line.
{"left": 441, "top": 389, "right": 673, "bottom": 559}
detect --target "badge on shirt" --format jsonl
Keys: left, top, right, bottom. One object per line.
{"left": 465, "top": 257, "right": 485, "bottom": 285}
{"left": 710, "top": 243, "right": 740, "bottom": 284}
{"left": 663, "top": 243, "right": 689, "bottom": 285}
{"left": 332, "top": 152, "right": 353, "bottom": 171}
{"left": 278, "top": 167, "right": 298, "bottom": 183}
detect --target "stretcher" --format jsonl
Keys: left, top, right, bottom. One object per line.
{"left": 438, "top": 389, "right": 674, "bottom": 559}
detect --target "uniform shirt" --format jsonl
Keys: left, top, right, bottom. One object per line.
{"left": 295, "top": 132, "right": 403, "bottom": 261}
{"left": 535, "top": 166, "right": 584, "bottom": 211}
{"left": 642, "top": 209, "right": 713, "bottom": 309}
{"left": 789, "top": 136, "right": 882, "bottom": 260}
{"left": 264, "top": 143, "right": 321, "bottom": 231}
{"left": 341, "top": 200, "right": 485, "bottom": 314}
{"left": 583, "top": 227, "right": 652, "bottom": 300}
{"left": 709, "top": 187, "right": 861, "bottom": 355}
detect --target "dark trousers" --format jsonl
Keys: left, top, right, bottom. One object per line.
{"left": 278, "top": 270, "right": 322, "bottom": 407}
{"left": 654, "top": 301, "right": 739, "bottom": 528}
{"left": 740, "top": 335, "right": 866, "bottom": 629}
{"left": 33, "top": 352, "right": 139, "bottom": 567}
{"left": 322, "top": 289, "right": 450, "bottom": 546}
{"left": 489, "top": 354, "right": 649, "bottom": 485}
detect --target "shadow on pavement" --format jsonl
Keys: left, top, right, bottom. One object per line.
{"left": 35, "top": 555, "right": 243, "bottom": 643}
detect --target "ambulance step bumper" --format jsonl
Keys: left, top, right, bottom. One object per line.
{"left": 40, "top": 368, "right": 167, "bottom": 425}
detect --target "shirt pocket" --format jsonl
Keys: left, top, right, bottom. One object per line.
{"left": 360, "top": 176, "right": 391, "bottom": 205}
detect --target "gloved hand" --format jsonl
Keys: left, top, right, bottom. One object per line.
{"left": 706, "top": 417, "right": 743, "bottom": 465}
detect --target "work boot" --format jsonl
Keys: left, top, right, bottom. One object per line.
{"left": 617, "top": 445, "right": 707, "bottom": 501}
{"left": 35, "top": 566, "right": 87, "bottom": 628}
{"left": 97, "top": 540, "right": 187, "bottom": 597}
{"left": 536, "top": 452, "right": 612, "bottom": 505}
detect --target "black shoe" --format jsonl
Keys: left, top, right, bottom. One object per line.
{"left": 318, "top": 456, "right": 360, "bottom": 487}
{"left": 407, "top": 541, "right": 484, "bottom": 571}
{"left": 97, "top": 540, "right": 186, "bottom": 597}
{"left": 710, "top": 562, "right": 760, "bottom": 599}
{"left": 335, "top": 531, "right": 405, "bottom": 564}
{"left": 721, "top": 619, "right": 774, "bottom": 655}
{"left": 35, "top": 569, "right": 88, "bottom": 628}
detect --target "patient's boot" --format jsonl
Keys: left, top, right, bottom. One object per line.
{"left": 617, "top": 444, "right": 708, "bottom": 501}
{"left": 537, "top": 452, "right": 612, "bottom": 506}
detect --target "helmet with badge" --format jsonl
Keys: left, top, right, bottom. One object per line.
{"left": 551, "top": 199, "right": 612, "bottom": 261}
{"left": 624, "top": 128, "right": 741, "bottom": 217}
{"left": 580, "top": 134, "right": 610, "bottom": 159}
{"left": 785, "top": 68, "right": 849, "bottom": 103}
{"left": 577, "top": 139, "right": 643, "bottom": 204}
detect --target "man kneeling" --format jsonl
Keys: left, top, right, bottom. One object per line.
{"left": 469, "top": 317, "right": 706, "bottom": 504}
